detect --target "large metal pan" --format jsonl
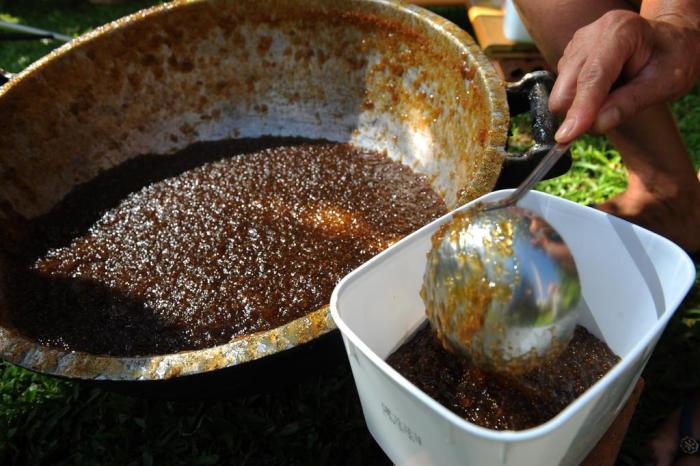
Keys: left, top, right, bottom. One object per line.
{"left": 0, "top": 0, "right": 567, "bottom": 391}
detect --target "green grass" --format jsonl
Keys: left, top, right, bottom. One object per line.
{"left": 1, "top": 1, "right": 699, "bottom": 465}
{"left": 0, "top": 0, "right": 166, "bottom": 72}
{"left": 535, "top": 86, "right": 700, "bottom": 203}
{"left": 536, "top": 135, "right": 628, "bottom": 205}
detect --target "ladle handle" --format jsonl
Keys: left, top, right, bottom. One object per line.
{"left": 485, "top": 142, "right": 572, "bottom": 211}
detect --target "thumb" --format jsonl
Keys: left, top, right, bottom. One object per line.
{"left": 553, "top": 59, "right": 624, "bottom": 143}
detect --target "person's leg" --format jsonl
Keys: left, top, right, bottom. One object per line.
{"left": 514, "top": 0, "right": 700, "bottom": 253}
{"left": 601, "top": 106, "right": 700, "bottom": 254}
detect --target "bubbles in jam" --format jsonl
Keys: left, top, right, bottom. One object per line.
{"left": 386, "top": 323, "right": 619, "bottom": 430}
{"left": 6, "top": 138, "right": 447, "bottom": 356}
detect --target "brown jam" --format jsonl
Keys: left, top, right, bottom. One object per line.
{"left": 386, "top": 323, "right": 619, "bottom": 430}
{"left": 5, "top": 138, "right": 447, "bottom": 356}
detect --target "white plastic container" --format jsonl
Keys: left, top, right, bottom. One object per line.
{"left": 331, "top": 189, "right": 696, "bottom": 466}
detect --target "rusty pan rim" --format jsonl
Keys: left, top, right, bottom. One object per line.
{"left": 0, "top": 305, "right": 334, "bottom": 381}
{"left": 0, "top": 0, "right": 509, "bottom": 381}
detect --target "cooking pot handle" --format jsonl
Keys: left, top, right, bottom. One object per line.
{"left": 495, "top": 70, "right": 572, "bottom": 189}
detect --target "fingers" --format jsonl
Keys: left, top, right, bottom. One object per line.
{"left": 549, "top": 46, "right": 585, "bottom": 114}
{"left": 555, "top": 52, "right": 627, "bottom": 143}
{"left": 550, "top": 11, "right": 654, "bottom": 142}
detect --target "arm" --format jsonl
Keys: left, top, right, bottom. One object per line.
{"left": 551, "top": 0, "right": 700, "bottom": 142}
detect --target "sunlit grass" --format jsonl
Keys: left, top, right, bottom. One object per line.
{"left": 536, "top": 136, "right": 627, "bottom": 205}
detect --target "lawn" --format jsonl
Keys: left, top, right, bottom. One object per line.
{"left": 0, "top": 1, "right": 698, "bottom": 465}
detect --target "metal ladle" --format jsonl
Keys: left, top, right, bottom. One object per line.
{"left": 422, "top": 142, "right": 581, "bottom": 374}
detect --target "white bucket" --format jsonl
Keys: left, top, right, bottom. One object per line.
{"left": 331, "top": 189, "right": 696, "bottom": 466}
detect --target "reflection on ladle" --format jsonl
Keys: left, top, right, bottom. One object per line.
{"left": 421, "top": 143, "right": 582, "bottom": 373}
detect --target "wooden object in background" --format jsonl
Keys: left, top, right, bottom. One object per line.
{"left": 468, "top": 5, "right": 549, "bottom": 81}
{"left": 468, "top": 6, "right": 536, "bottom": 54}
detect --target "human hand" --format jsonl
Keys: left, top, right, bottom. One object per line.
{"left": 551, "top": 10, "right": 700, "bottom": 143}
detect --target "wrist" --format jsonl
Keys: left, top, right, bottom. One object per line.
{"left": 651, "top": 13, "right": 700, "bottom": 30}
{"left": 641, "top": 1, "right": 700, "bottom": 30}
{"left": 649, "top": 18, "right": 700, "bottom": 85}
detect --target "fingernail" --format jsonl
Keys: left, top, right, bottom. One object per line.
{"left": 595, "top": 106, "right": 621, "bottom": 132}
{"left": 555, "top": 118, "right": 575, "bottom": 142}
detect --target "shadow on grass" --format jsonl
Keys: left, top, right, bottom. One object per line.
{"left": 0, "top": 359, "right": 390, "bottom": 465}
